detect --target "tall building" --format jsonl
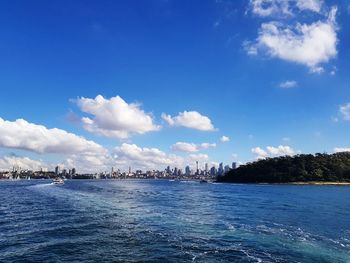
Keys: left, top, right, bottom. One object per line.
{"left": 196, "top": 161, "right": 199, "bottom": 175}
{"left": 218, "top": 162, "right": 224, "bottom": 176}
{"left": 210, "top": 166, "right": 217, "bottom": 176}
{"left": 224, "top": 165, "right": 230, "bottom": 173}
{"left": 55, "top": 166, "right": 59, "bottom": 175}
{"left": 205, "top": 163, "right": 208, "bottom": 174}
{"left": 72, "top": 168, "right": 76, "bottom": 175}
{"left": 232, "top": 162, "right": 237, "bottom": 170}
{"left": 185, "top": 165, "right": 191, "bottom": 176}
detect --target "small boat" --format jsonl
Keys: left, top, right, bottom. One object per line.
{"left": 52, "top": 178, "right": 64, "bottom": 185}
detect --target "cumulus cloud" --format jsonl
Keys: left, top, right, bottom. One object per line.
{"left": 339, "top": 102, "right": 350, "bottom": 121}
{"left": 0, "top": 118, "right": 106, "bottom": 155}
{"left": 251, "top": 147, "right": 269, "bottom": 158}
{"left": 252, "top": 145, "right": 295, "bottom": 159}
{"left": 334, "top": 148, "right": 350, "bottom": 153}
{"left": 279, "top": 80, "right": 298, "bottom": 88}
{"left": 114, "top": 143, "right": 184, "bottom": 170}
{"left": 247, "top": 2, "right": 338, "bottom": 72}
{"left": 113, "top": 143, "right": 217, "bottom": 171}
{"left": 77, "top": 95, "right": 161, "bottom": 139}
{"left": 0, "top": 156, "right": 49, "bottom": 171}
{"left": 171, "top": 142, "right": 216, "bottom": 153}
{"left": 0, "top": 117, "right": 118, "bottom": 173}
{"left": 220, "top": 135, "right": 230, "bottom": 142}
{"left": 161, "top": 111, "right": 216, "bottom": 131}
{"left": 171, "top": 142, "right": 198, "bottom": 153}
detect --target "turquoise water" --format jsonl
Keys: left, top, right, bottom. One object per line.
{"left": 0, "top": 180, "right": 349, "bottom": 262}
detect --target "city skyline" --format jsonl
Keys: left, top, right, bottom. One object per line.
{"left": 0, "top": 0, "right": 350, "bottom": 173}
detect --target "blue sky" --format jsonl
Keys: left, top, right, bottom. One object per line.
{"left": 0, "top": 0, "right": 350, "bottom": 172}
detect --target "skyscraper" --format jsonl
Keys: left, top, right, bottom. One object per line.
{"left": 185, "top": 165, "right": 191, "bottom": 176}
{"left": 218, "top": 162, "right": 224, "bottom": 176}
{"left": 55, "top": 166, "right": 59, "bottom": 175}
{"left": 232, "top": 162, "right": 237, "bottom": 169}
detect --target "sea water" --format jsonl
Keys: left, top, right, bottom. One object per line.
{"left": 0, "top": 180, "right": 349, "bottom": 262}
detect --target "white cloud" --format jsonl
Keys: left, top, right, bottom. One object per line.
{"left": 161, "top": 111, "right": 216, "bottom": 131}
{"left": 200, "top": 142, "right": 217, "bottom": 149}
{"left": 247, "top": 5, "right": 338, "bottom": 72}
{"left": 266, "top": 145, "right": 295, "bottom": 155}
{"left": 250, "top": 0, "right": 323, "bottom": 17}
{"left": 279, "top": 80, "right": 298, "bottom": 88}
{"left": 61, "top": 152, "right": 115, "bottom": 173}
{"left": 0, "top": 117, "right": 119, "bottom": 173}
{"left": 77, "top": 95, "right": 161, "bottom": 139}
{"left": 114, "top": 143, "right": 184, "bottom": 170}
{"left": 188, "top": 153, "right": 209, "bottom": 162}
{"left": 171, "top": 142, "right": 216, "bottom": 153}
{"left": 296, "top": 0, "right": 323, "bottom": 13}
{"left": 0, "top": 156, "right": 49, "bottom": 171}
{"left": 250, "top": 0, "right": 292, "bottom": 17}
{"left": 334, "top": 148, "right": 350, "bottom": 153}
{"left": 310, "top": 66, "right": 325, "bottom": 74}
{"left": 220, "top": 135, "right": 230, "bottom": 142}
{"left": 171, "top": 142, "right": 198, "bottom": 153}
{"left": 252, "top": 147, "right": 269, "bottom": 158}
{"left": 113, "top": 143, "right": 217, "bottom": 171}
{"left": 252, "top": 145, "right": 295, "bottom": 159}
{"left": 339, "top": 102, "right": 350, "bottom": 121}
{"left": 0, "top": 118, "right": 106, "bottom": 155}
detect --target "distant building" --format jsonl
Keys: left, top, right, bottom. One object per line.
{"left": 205, "top": 163, "right": 208, "bottom": 174}
{"left": 224, "top": 165, "right": 230, "bottom": 173}
{"left": 185, "top": 165, "right": 191, "bottom": 176}
{"left": 210, "top": 166, "right": 217, "bottom": 176}
{"left": 55, "top": 166, "right": 59, "bottom": 175}
{"left": 232, "top": 162, "right": 237, "bottom": 170}
{"left": 72, "top": 168, "right": 76, "bottom": 175}
{"left": 218, "top": 162, "right": 224, "bottom": 176}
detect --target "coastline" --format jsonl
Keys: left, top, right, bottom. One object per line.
{"left": 288, "top": 181, "right": 350, "bottom": 185}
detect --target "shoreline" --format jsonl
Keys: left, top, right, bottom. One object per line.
{"left": 288, "top": 181, "right": 350, "bottom": 185}
{"left": 230, "top": 181, "right": 350, "bottom": 186}
{"left": 1, "top": 178, "right": 350, "bottom": 185}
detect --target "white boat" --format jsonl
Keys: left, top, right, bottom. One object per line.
{"left": 52, "top": 178, "right": 64, "bottom": 185}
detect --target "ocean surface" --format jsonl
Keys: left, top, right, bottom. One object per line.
{"left": 0, "top": 180, "right": 350, "bottom": 263}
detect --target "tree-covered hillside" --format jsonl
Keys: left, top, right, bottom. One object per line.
{"left": 218, "top": 152, "right": 350, "bottom": 183}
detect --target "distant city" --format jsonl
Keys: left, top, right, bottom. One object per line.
{"left": 0, "top": 161, "right": 237, "bottom": 180}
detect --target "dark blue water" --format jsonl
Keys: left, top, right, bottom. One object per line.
{"left": 0, "top": 180, "right": 349, "bottom": 262}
